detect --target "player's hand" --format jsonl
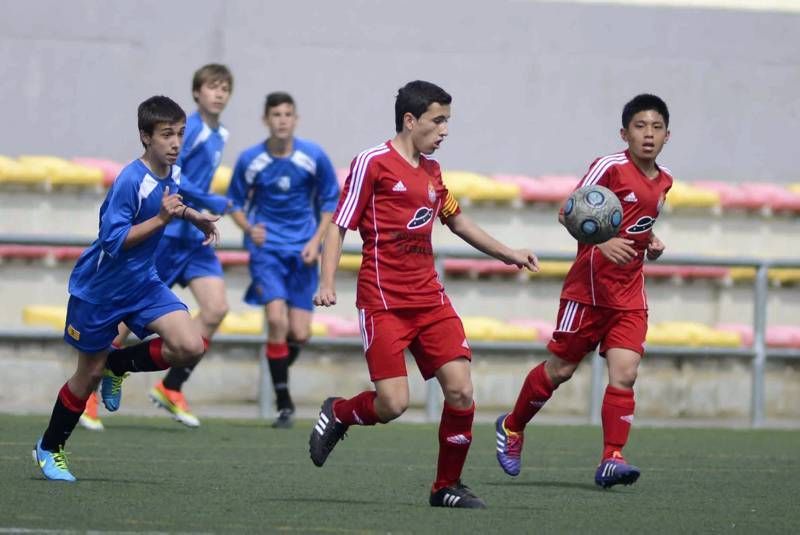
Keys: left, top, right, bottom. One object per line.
{"left": 248, "top": 223, "right": 267, "bottom": 247}
{"left": 301, "top": 237, "right": 321, "bottom": 265}
{"left": 159, "top": 187, "right": 184, "bottom": 223}
{"left": 313, "top": 286, "right": 337, "bottom": 307}
{"left": 187, "top": 211, "right": 220, "bottom": 246}
{"left": 646, "top": 234, "right": 665, "bottom": 261}
{"left": 505, "top": 248, "right": 540, "bottom": 273}
{"left": 597, "top": 237, "right": 637, "bottom": 265}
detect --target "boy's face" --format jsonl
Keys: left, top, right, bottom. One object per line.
{"left": 408, "top": 102, "right": 450, "bottom": 155}
{"left": 194, "top": 79, "right": 231, "bottom": 116}
{"left": 621, "top": 109, "right": 669, "bottom": 162}
{"left": 264, "top": 103, "right": 297, "bottom": 142}
{"left": 141, "top": 120, "right": 185, "bottom": 167}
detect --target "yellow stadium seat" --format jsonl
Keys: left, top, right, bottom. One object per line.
{"left": 18, "top": 155, "right": 102, "bottom": 187}
{"left": 338, "top": 254, "right": 361, "bottom": 271}
{"left": 217, "top": 310, "right": 264, "bottom": 335}
{"left": 665, "top": 181, "right": 720, "bottom": 209}
{"left": 461, "top": 317, "right": 537, "bottom": 341}
{"left": 650, "top": 321, "right": 742, "bottom": 347}
{"left": 529, "top": 261, "right": 572, "bottom": 278}
{"left": 442, "top": 171, "right": 520, "bottom": 203}
{"left": 788, "top": 183, "right": 800, "bottom": 195}
{"left": 310, "top": 321, "right": 329, "bottom": 337}
{"left": 769, "top": 268, "right": 800, "bottom": 285}
{"left": 22, "top": 305, "right": 66, "bottom": 331}
{"left": 211, "top": 165, "right": 232, "bottom": 194}
{"left": 646, "top": 323, "right": 694, "bottom": 346}
{"left": 492, "top": 323, "right": 538, "bottom": 342}
{"left": 0, "top": 155, "right": 48, "bottom": 184}
{"left": 727, "top": 267, "right": 756, "bottom": 282}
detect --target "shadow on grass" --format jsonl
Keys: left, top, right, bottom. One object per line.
{"left": 263, "top": 496, "right": 418, "bottom": 508}
{"left": 483, "top": 480, "right": 598, "bottom": 492}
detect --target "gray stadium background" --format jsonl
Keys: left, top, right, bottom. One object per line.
{"left": 1, "top": 0, "right": 798, "bottom": 182}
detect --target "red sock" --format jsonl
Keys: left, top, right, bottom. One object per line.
{"left": 58, "top": 382, "right": 88, "bottom": 413}
{"left": 601, "top": 385, "right": 635, "bottom": 460}
{"left": 266, "top": 342, "right": 289, "bottom": 359}
{"left": 505, "top": 362, "right": 556, "bottom": 432}
{"left": 333, "top": 391, "right": 380, "bottom": 426}
{"left": 433, "top": 402, "right": 475, "bottom": 491}
{"left": 148, "top": 338, "right": 169, "bottom": 370}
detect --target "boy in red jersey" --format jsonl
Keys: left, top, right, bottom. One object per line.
{"left": 495, "top": 94, "right": 672, "bottom": 489}
{"left": 310, "top": 80, "right": 539, "bottom": 509}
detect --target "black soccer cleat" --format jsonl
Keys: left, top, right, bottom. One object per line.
{"left": 271, "top": 408, "right": 295, "bottom": 429}
{"left": 309, "top": 397, "right": 348, "bottom": 467}
{"left": 429, "top": 481, "right": 487, "bottom": 509}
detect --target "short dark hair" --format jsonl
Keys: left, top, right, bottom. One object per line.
{"left": 264, "top": 91, "right": 295, "bottom": 115}
{"left": 394, "top": 80, "right": 452, "bottom": 133}
{"left": 622, "top": 94, "right": 669, "bottom": 128}
{"left": 192, "top": 63, "right": 234, "bottom": 101}
{"left": 137, "top": 96, "right": 186, "bottom": 146}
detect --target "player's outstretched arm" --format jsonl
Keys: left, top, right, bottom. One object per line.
{"left": 313, "top": 223, "right": 346, "bottom": 307}
{"left": 445, "top": 212, "right": 539, "bottom": 272}
{"left": 182, "top": 207, "right": 221, "bottom": 246}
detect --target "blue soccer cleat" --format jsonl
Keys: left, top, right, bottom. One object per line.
{"left": 495, "top": 413, "right": 524, "bottom": 477}
{"left": 595, "top": 452, "right": 641, "bottom": 488}
{"left": 32, "top": 438, "right": 76, "bottom": 482}
{"left": 101, "top": 368, "right": 129, "bottom": 412}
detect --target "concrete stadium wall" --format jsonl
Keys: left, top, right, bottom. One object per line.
{"left": 1, "top": 1, "right": 799, "bottom": 182}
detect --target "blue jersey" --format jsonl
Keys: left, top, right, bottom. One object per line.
{"left": 69, "top": 160, "right": 181, "bottom": 304}
{"left": 165, "top": 111, "right": 229, "bottom": 242}
{"left": 227, "top": 137, "right": 340, "bottom": 253}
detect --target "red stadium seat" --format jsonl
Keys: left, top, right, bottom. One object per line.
{"left": 518, "top": 175, "right": 578, "bottom": 203}
{"left": 692, "top": 181, "right": 757, "bottom": 210}
{"left": 740, "top": 182, "right": 800, "bottom": 213}
{"left": 644, "top": 264, "right": 729, "bottom": 281}
{"left": 72, "top": 158, "right": 124, "bottom": 188}
{"left": 0, "top": 244, "right": 51, "bottom": 261}
{"left": 766, "top": 325, "right": 800, "bottom": 348}
{"left": 51, "top": 246, "right": 86, "bottom": 262}
{"left": 509, "top": 318, "right": 554, "bottom": 342}
{"left": 443, "top": 258, "right": 521, "bottom": 278}
{"left": 313, "top": 315, "right": 360, "bottom": 337}
{"left": 217, "top": 250, "right": 250, "bottom": 266}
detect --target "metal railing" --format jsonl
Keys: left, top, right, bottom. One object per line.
{"left": 1, "top": 234, "right": 799, "bottom": 426}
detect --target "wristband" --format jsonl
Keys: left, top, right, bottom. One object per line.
{"left": 180, "top": 206, "right": 189, "bottom": 220}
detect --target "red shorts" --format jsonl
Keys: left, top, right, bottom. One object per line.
{"left": 359, "top": 304, "right": 472, "bottom": 381}
{"left": 546, "top": 299, "right": 648, "bottom": 363}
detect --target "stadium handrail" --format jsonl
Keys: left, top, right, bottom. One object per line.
{"left": 2, "top": 233, "right": 799, "bottom": 427}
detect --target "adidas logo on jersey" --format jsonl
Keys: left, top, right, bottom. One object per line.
{"left": 623, "top": 191, "right": 638, "bottom": 202}
{"left": 392, "top": 181, "right": 407, "bottom": 192}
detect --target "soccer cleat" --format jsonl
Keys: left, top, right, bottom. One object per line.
{"left": 100, "top": 369, "right": 129, "bottom": 412}
{"left": 272, "top": 408, "right": 295, "bottom": 429}
{"left": 148, "top": 381, "right": 200, "bottom": 428}
{"left": 429, "top": 481, "right": 487, "bottom": 509}
{"left": 495, "top": 413, "right": 523, "bottom": 476}
{"left": 78, "top": 392, "right": 104, "bottom": 431}
{"left": 309, "top": 397, "right": 348, "bottom": 467}
{"left": 595, "top": 451, "right": 641, "bottom": 488}
{"left": 32, "top": 439, "right": 76, "bottom": 482}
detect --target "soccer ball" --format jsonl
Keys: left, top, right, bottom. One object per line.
{"left": 563, "top": 185, "right": 623, "bottom": 244}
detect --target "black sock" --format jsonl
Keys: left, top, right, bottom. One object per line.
{"left": 41, "top": 387, "right": 84, "bottom": 452}
{"left": 287, "top": 340, "right": 302, "bottom": 367}
{"left": 105, "top": 339, "right": 167, "bottom": 375}
{"left": 268, "top": 357, "right": 293, "bottom": 411}
{"left": 162, "top": 365, "right": 196, "bottom": 391}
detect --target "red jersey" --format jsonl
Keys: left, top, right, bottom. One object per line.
{"left": 333, "top": 141, "right": 461, "bottom": 310}
{"left": 561, "top": 150, "right": 673, "bottom": 310}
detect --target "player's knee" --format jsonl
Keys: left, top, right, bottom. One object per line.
{"left": 170, "top": 336, "right": 206, "bottom": 365}
{"left": 442, "top": 383, "right": 473, "bottom": 409}
{"left": 376, "top": 394, "right": 408, "bottom": 421}
{"left": 203, "top": 301, "right": 229, "bottom": 326}
{"left": 267, "top": 317, "right": 289, "bottom": 337}
{"left": 546, "top": 359, "right": 578, "bottom": 384}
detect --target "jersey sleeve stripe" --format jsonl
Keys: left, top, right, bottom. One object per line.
{"left": 335, "top": 144, "right": 388, "bottom": 227}
{"left": 579, "top": 153, "right": 627, "bottom": 187}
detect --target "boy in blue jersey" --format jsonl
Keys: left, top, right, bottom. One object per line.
{"left": 97, "top": 64, "right": 234, "bottom": 429}
{"left": 33, "top": 96, "right": 219, "bottom": 482}
{"left": 227, "top": 92, "right": 340, "bottom": 428}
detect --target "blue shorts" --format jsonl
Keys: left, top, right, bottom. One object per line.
{"left": 155, "top": 236, "right": 223, "bottom": 288}
{"left": 245, "top": 249, "right": 318, "bottom": 311}
{"left": 63, "top": 282, "right": 187, "bottom": 353}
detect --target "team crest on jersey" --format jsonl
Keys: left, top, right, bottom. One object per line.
{"left": 428, "top": 182, "right": 436, "bottom": 204}
{"left": 626, "top": 216, "right": 656, "bottom": 234}
{"left": 277, "top": 175, "right": 291, "bottom": 191}
{"left": 407, "top": 207, "right": 433, "bottom": 229}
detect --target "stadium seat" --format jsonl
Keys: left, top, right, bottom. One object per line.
{"left": 338, "top": 254, "right": 361, "bottom": 271}
{"left": 443, "top": 258, "right": 521, "bottom": 278}
{"left": 22, "top": 305, "right": 66, "bottom": 331}
{"left": 715, "top": 323, "right": 754, "bottom": 347}
{"left": 0, "top": 155, "right": 48, "bottom": 185}
{"left": 217, "top": 310, "right": 264, "bottom": 335}
{"left": 789, "top": 183, "right": 800, "bottom": 195}
{"left": 664, "top": 181, "right": 720, "bottom": 210}
{"left": 442, "top": 171, "right": 520, "bottom": 203}
{"left": 515, "top": 175, "right": 577, "bottom": 204}
{"left": 648, "top": 321, "right": 742, "bottom": 347}
{"left": 461, "top": 316, "right": 537, "bottom": 341}
{"left": 51, "top": 246, "right": 85, "bottom": 262}
{"left": 768, "top": 268, "right": 800, "bottom": 285}
{"left": 739, "top": 182, "right": 800, "bottom": 213}
{"left": 643, "top": 264, "right": 729, "bottom": 281}
{"left": 18, "top": 155, "right": 103, "bottom": 187}
{"left": 72, "top": 157, "right": 124, "bottom": 188}
{"left": 211, "top": 165, "right": 232, "bottom": 194}
{"left": 529, "top": 261, "right": 572, "bottom": 278}
{"left": 312, "top": 315, "right": 360, "bottom": 337}
{"left": 509, "top": 318, "right": 554, "bottom": 342}
{"left": 0, "top": 244, "right": 51, "bottom": 262}
{"left": 217, "top": 250, "right": 250, "bottom": 266}
{"left": 766, "top": 325, "right": 800, "bottom": 348}
{"left": 692, "top": 180, "right": 759, "bottom": 211}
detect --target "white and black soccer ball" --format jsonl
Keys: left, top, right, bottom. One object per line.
{"left": 563, "top": 185, "right": 623, "bottom": 245}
